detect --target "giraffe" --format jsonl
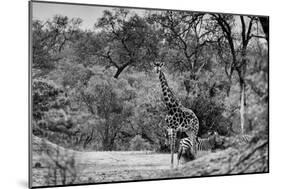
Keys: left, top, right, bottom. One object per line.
{"left": 154, "top": 61, "right": 199, "bottom": 168}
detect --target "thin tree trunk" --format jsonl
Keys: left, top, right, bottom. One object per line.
{"left": 113, "top": 62, "right": 131, "bottom": 78}
{"left": 114, "top": 67, "right": 125, "bottom": 79}
{"left": 226, "top": 78, "right": 232, "bottom": 97}
{"left": 239, "top": 42, "right": 247, "bottom": 134}
{"left": 240, "top": 82, "right": 245, "bottom": 134}
{"left": 170, "top": 136, "right": 174, "bottom": 169}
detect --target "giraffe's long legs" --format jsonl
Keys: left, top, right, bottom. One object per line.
{"left": 169, "top": 129, "right": 177, "bottom": 169}
{"left": 170, "top": 136, "right": 174, "bottom": 169}
{"left": 177, "top": 146, "right": 182, "bottom": 168}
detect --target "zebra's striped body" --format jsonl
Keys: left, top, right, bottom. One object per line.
{"left": 236, "top": 134, "right": 252, "bottom": 144}
{"left": 177, "top": 131, "right": 219, "bottom": 166}
{"left": 197, "top": 133, "right": 217, "bottom": 151}
{"left": 177, "top": 133, "right": 197, "bottom": 167}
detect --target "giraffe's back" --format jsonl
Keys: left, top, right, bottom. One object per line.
{"left": 166, "top": 106, "right": 199, "bottom": 136}
{"left": 181, "top": 107, "right": 199, "bottom": 135}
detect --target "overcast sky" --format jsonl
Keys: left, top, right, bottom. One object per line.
{"left": 32, "top": 2, "right": 146, "bottom": 30}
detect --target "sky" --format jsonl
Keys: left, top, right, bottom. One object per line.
{"left": 32, "top": 2, "right": 146, "bottom": 30}
{"left": 31, "top": 1, "right": 265, "bottom": 43}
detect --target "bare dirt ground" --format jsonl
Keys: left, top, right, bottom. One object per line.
{"left": 31, "top": 136, "right": 268, "bottom": 187}
{"left": 32, "top": 148, "right": 179, "bottom": 186}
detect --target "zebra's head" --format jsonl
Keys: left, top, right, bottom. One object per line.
{"left": 207, "top": 131, "right": 224, "bottom": 146}
{"left": 213, "top": 131, "right": 224, "bottom": 147}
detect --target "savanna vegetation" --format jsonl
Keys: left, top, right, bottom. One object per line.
{"left": 31, "top": 7, "right": 268, "bottom": 186}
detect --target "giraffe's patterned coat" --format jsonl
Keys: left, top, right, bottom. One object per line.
{"left": 157, "top": 64, "right": 199, "bottom": 136}
{"left": 154, "top": 62, "right": 199, "bottom": 168}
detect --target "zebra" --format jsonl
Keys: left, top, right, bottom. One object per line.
{"left": 197, "top": 131, "right": 219, "bottom": 151}
{"left": 177, "top": 131, "right": 221, "bottom": 166}
{"left": 236, "top": 134, "right": 253, "bottom": 144}
{"left": 177, "top": 133, "right": 197, "bottom": 167}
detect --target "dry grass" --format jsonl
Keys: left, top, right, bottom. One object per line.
{"left": 31, "top": 136, "right": 268, "bottom": 187}
{"left": 32, "top": 136, "right": 173, "bottom": 186}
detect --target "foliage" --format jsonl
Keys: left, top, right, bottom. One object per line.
{"left": 32, "top": 79, "right": 78, "bottom": 146}
{"left": 183, "top": 94, "right": 230, "bottom": 136}
{"left": 32, "top": 8, "right": 268, "bottom": 153}
{"left": 73, "top": 72, "right": 136, "bottom": 150}
{"left": 37, "top": 138, "right": 78, "bottom": 186}
{"left": 147, "top": 11, "right": 217, "bottom": 80}
{"left": 129, "top": 135, "right": 151, "bottom": 151}
{"left": 74, "top": 9, "right": 161, "bottom": 78}
{"left": 32, "top": 16, "right": 82, "bottom": 76}
{"left": 32, "top": 79, "right": 69, "bottom": 121}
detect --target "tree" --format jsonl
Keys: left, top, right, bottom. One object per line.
{"left": 32, "top": 15, "right": 82, "bottom": 76}
{"left": 129, "top": 135, "right": 151, "bottom": 151}
{"left": 77, "top": 74, "right": 135, "bottom": 150}
{"left": 32, "top": 79, "right": 76, "bottom": 141}
{"left": 148, "top": 11, "right": 217, "bottom": 78}
{"left": 147, "top": 11, "right": 220, "bottom": 99}
{"left": 211, "top": 14, "right": 237, "bottom": 96}
{"left": 211, "top": 14, "right": 264, "bottom": 134}
{"left": 258, "top": 17, "right": 269, "bottom": 45}
{"left": 84, "top": 9, "right": 159, "bottom": 78}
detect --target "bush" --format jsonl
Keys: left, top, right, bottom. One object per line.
{"left": 32, "top": 79, "right": 70, "bottom": 121}
{"left": 32, "top": 80, "right": 77, "bottom": 147}
{"left": 183, "top": 94, "right": 231, "bottom": 136}
{"left": 129, "top": 135, "right": 151, "bottom": 151}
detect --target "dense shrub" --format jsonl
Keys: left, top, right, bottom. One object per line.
{"left": 129, "top": 135, "right": 151, "bottom": 151}
{"left": 32, "top": 80, "right": 77, "bottom": 146}
{"left": 183, "top": 94, "right": 231, "bottom": 136}
{"left": 32, "top": 79, "right": 70, "bottom": 121}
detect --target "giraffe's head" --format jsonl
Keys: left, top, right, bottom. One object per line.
{"left": 153, "top": 61, "right": 164, "bottom": 73}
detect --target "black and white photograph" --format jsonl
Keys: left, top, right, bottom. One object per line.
{"left": 29, "top": 1, "right": 269, "bottom": 188}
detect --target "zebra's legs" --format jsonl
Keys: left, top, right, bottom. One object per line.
{"left": 177, "top": 146, "right": 182, "bottom": 168}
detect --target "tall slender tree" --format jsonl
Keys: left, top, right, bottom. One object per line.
{"left": 212, "top": 14, "right": 264, "bottom": 133}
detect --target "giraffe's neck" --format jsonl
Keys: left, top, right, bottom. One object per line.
{"left": 158, "top": 70, "right": 181, "bottom": 112}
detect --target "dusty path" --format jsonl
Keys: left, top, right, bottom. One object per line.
{"left": 32, "top": 136, "right": 178, "bottom": 186}
{"left": 32, "top": 149, "right": 219, "bottom": 186}
{"left": 75, "top": 151, "right": 172, "bottom": 183}
{"left": 31, "top": 136, "right": 268, "bottom": 187}
{"left": 33, "top": 149, "right": 179, "bottom": 186}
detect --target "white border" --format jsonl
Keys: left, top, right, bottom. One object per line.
{"left": 0, "top": 0, "right": 279, "bottom": 189}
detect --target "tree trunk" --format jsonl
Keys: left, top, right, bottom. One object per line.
{"left": 184, "top": 80, "right": 191, "bottom": 95}
{"left": 259, "top": 17, "right": 269, "bottom": 44}
{"left": 113, "top": 64, "right": 129, "bottom": 79}
{"left": 240, "top": 83, "right": 245, "bottom": 134}
{"left": 239, "top": 41, "right": 247, "bottom": 134}
{"left": 102, "top": 138, "right": 110, "bottom": 151}
{"left": 102, "top": 131, "right": 116, "bottom": 151}
{"left": 248, "top": 119, "right": 253, "bottom": 132}
{"left": 226, "top": 78, "right": 232, "bottom": 97}
{"left": 238, "top": 61, "right": 246, "bottom": 134}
